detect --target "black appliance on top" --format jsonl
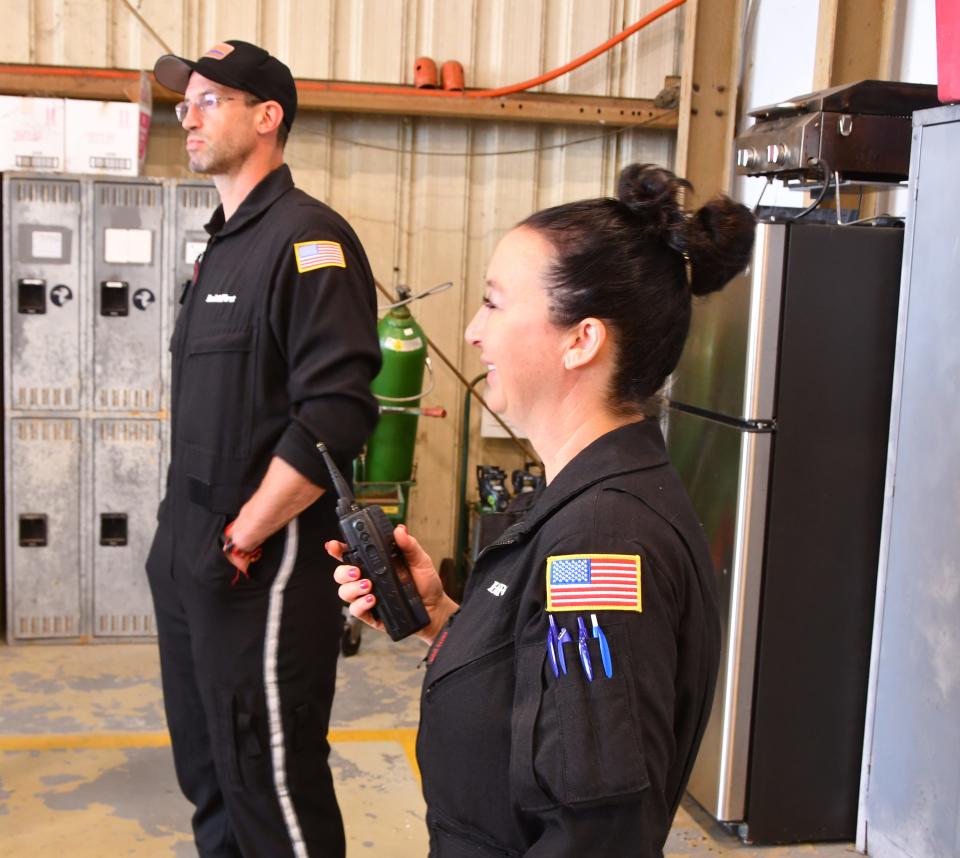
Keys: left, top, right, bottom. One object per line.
{"left": 734, "top": 79, "right": 939, "bottom": 182}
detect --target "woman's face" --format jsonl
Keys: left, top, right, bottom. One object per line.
{"left": 464, "top": 227, "right": 568, "bottom": 430}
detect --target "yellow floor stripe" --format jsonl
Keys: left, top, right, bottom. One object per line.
{"left": 0, "top": 732, "right": 172, "bottom": 751}
{"left": 0, "top": 728, "right": 420, "bottom": 777}
{"left": 331, "top": 729, "right": 421, "bottom": 782}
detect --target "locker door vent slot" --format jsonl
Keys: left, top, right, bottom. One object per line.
{"left": 19, "top": 514, "right": 48, "bottom": 547}
{"left": 18, "top": 387, "right": 72, "bottom": 408}
{"left": 100, "top": 513, "right": 128, "bottom": 546}
{"left": 98, "top": 420, "right": 157, "bottom": 442}
{"left": 97, "top": 614, "right": 155, "bottom": 635}
{"left": 14, "top": 180, "right": 78, "bottom": 204}
{"left": 98, "top": 185, "right": 160, "bottom": 208}
{"left": 18, "top": 614, "right": 76, "bottom": 637}
{"left": 97, "top": 388, "right": 154, "bottom": 409}
{"left": 179, "top": 187, "right": 219, "bottom": 209}
{"left": 15, "top": 419, "right": 75, "bottom": 441}
{"left": 18, "top": 278, "right": 46, "bottom": 314}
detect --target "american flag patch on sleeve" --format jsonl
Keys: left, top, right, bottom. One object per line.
{"left": 546, "top": 554, "right": 642, "bottom": 613}
{"left": 293, "top": 240, "right": 347, "bottom": 274}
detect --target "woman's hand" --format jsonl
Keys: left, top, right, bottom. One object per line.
{"left": 327, "top": 524, "right": 458, "bottom": 644}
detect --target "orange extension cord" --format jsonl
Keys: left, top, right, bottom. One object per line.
{"left": 299, "top": 0, "right": 686, "bottom": 99}
{"left": 0, "top": 0, "right": 685, "bottom": 100}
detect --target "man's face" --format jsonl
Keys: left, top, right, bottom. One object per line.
{"left": 180, "top": 72, "right": 259, "bottom": 175}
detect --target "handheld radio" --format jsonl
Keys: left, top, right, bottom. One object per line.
{"left": 317, "top": 442, "right": 429, "bottom": 641}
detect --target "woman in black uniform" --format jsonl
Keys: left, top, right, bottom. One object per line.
{"left": 331, "top": 164, "right": 755, "bottom": 857}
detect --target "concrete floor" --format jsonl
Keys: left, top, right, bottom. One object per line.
{"left": 0, "top": 633, "right": 860, "bottom": 858}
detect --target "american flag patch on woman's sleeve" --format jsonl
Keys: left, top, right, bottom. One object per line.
{"left": 545, "top": 554, "right": 642, "bottom": 612}
{"left": 293, "top": 240, "right": 346, "bottom": 273}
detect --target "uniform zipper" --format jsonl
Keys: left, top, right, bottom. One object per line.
{"left": 170, "top": 236, "right": 214, "bottom": 453}
{"left": 420, "top": 610, "right": 458, "bottom": 669}
{"left": 475, "top": 533, "right": 520, "bottom": 564}
{"left": 423, "top": 640, "right": 514, "bottom": 698}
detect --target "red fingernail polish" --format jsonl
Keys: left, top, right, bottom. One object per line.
{"left": 366, "top": 595, "right": 375, "bottom": 603}
{"left": 349, "top": 568, "right": 359, "bottom": 579}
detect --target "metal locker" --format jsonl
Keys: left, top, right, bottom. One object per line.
{"left": 170, "top": 181, "right": 217, "bottom": 322}
{"left": 91, "top": 418, "right": 161, "bottom": 638}
{"left": 2, "top": 175, "right": 83, "bottom": 411}
{"left": 91, "top": 179, "right": 164, "bottom": 412}
{"left": 6, "top": 418, "right": 82, "bottom": 640}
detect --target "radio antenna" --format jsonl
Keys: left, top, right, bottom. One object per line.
{"left": 316, "top": 442, "right": 359, "bottom": 515}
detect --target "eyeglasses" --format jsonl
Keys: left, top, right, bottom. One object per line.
{"left": 174, "top": 94, "right": 239, "bottom": 122}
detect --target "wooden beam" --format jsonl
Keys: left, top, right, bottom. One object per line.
{"left": 0, "top": 66, "right": 147, "bottom": 103}
{"left": 0, "top": 64, "right": 678, "bottom": 130}
{"left": 675, "top": 0, "right": 745, "bottom": 207}
{"left": 296, "top": 87, "right": 676, "bottom": 129}
{"left": 814, "top": 0, "right": 899, "bottom": 89}
{"left": 813, "top": 0, "right": 899, "bottom": 217}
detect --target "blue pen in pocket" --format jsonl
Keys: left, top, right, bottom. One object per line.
{"left": 591, "top": 613, "right": 613, "bottom": 678}
{"left": 576, "top": 616, "right": 593, "bottom": 682}
{"left": 556, "top": 626, "right": 571, "bottom": 675}
{"left": 546, "top": 614, "right": 560, "bottom": 677}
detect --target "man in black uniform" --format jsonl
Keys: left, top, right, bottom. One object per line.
{"left": 147, "top": 40, "right": 381, "bottom": 857}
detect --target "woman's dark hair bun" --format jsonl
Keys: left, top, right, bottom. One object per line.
{"left": 616, "top": 163, "right": 755, "bottom": 297}
{"left": 685, "top": 196, "right": 756, "bottom": 296}
{"left": 616, "top": 164, "right": 690, "bottom": 254}
{"left": 616, "top": 163, "right": 690, "bottom": 211}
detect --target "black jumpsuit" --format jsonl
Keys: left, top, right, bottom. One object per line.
{"left": 146, "top": 164, "right": 381, "bottom": 858}
{"left": 417, "top": 420, "right": 721, "bottom": 857}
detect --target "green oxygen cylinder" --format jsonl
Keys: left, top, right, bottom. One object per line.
{"left": 363, "top": 299, "right": 427, "bottom": 483}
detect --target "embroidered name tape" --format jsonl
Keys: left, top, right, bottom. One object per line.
{"left": 546, "top": 554, "right": 642, "bottom": 613}
{"left": 293, "top": 240, "right": 346, "bottom": 274}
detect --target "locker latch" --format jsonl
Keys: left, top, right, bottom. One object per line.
{"left": 17, "top": 278, "right": 46, "bottom": 314}
{"left": 19, "top": 514, "right": 48, "bottom": 547}
{"left": 100, "top": 280, "right": 129, "bottom": 316}
{"left": 100, "top": 513, "right": 128, "bottom": 546}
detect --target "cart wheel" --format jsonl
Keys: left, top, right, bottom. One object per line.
{"left": 341, "top": 615, "right": 362, "bottom": 657}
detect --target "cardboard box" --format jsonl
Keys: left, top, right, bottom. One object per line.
{"left": 64, "top": 73, "right": 152, "bottom": 177}
{"left": 0, "top": 96, "right": 66, "bottom": 172}
{"left": 64, "top": 101, "right": 151, "bottom": 177}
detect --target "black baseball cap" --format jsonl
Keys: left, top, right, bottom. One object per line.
{"left": 154, "top": 40, "right": 297, "bottom": 131}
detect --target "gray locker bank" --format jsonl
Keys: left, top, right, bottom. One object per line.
{"left": 2, "top": 173, "right": 214, "bottom": 642}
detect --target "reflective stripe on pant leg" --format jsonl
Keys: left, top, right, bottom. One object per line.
{"left": 263, "top": 518, "right": 309, "bottom": 858}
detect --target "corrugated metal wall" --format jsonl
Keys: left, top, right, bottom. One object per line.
{"left": 2, "top": 0, "right": 682, "bottom": 564}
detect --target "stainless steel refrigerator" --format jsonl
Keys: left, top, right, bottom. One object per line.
{"left": 667, "top": 219, "right": 903, "bottom": 843}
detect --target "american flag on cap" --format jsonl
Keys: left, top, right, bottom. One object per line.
{"left": 203, "top": 43, "right": 235, "bottom": 60}
{"left": 546, "top": 554, "right": 642, "bottom": 613}
{"left": 293, "top": 240, "right": 347, "bottom": 274}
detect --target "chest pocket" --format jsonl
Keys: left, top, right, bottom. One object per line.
{"left": 178, "top": 328, "right": 257, "bottom": 457}
{"left": 512, "top": 622, "right": 650, "bottom": 811}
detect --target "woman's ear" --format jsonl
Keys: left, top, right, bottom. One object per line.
{"left": 562, "top": 317, "right": 607, "bottom": 370}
